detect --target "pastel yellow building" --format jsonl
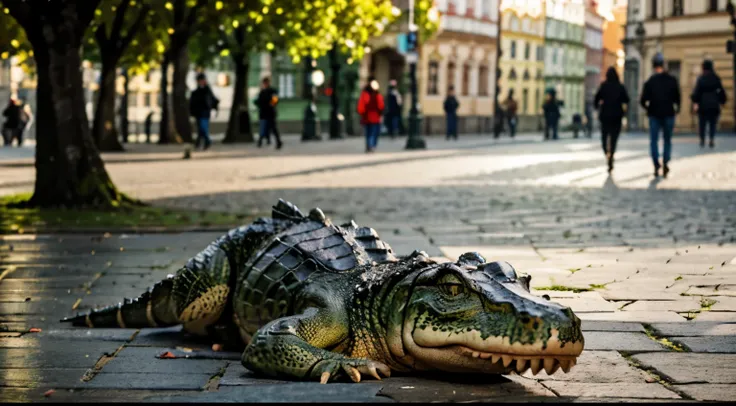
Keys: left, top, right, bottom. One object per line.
{"left": 498, "top": 0, "right": 546, "bottom": 130}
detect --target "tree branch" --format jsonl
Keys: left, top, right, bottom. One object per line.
{"left": 77, "top": 0, "right": 104, "bottom": 31}
{"left": 182, "top": 0, "right": 208, "bottom": 34}
{"left": 109, "top": 0, "right": 133, "bottom": 46}
{"left": 1, "top": 0, "right": 33, "bottom": 26}
{"left": 119, "top": 5, "right": 151, "bottom": 51}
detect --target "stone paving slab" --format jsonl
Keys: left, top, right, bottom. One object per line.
{"left": 82, "top": 373, "right": 213, "bottom": 390}
{"left": 649, "top": 322, "right": 736, "bottom": 337}
{"left": 0, "top": 368, "right": 88, "bottom": 388}
{"left": 539, "top": 382, "right": 681, "bottom": 399}
{"left": 580, "top": 332, "right": 668, "bottom": 352}
{"left": 520, "top": 351, "right": 649, "bottom": 383}
{"left": 672, "top": 384, "right": 736, "bottom": 402}
{"left": 674, "top": 336, "right": 736, "bottom": 353}
{"left": 631, "top": 353, "right": 736, "bottom": 384}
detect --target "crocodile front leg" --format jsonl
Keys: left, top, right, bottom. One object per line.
{"left": 241, "top": 307, "right": 390, "bottom": 384}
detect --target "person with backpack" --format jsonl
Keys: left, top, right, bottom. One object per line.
{"left": 189, "top": 72, "right": 219, "bottom": 150}
{"left": 357, "top": 77, "right": 385, "bottom": 153}
{"left": 2, "top": 98, "right": 21, "bottom": 147}
{"left": 255, "top": 76, "right": 283, "bottom": 149}
{"left": 503, "top": 89, "right": 518, "bottom": 138}
{"left": 640, "top": 53, "right": 681, "bottom": 178}
{"left": 691, "top": 59, "right": 726, "bottom": 148}
{"left": 594, "top": 66, "right": 630, "bottom": 172}
{"left": 444, "top": 85, "right": 460, "bottom": 140}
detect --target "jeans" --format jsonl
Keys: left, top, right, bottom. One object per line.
{"left": 385, "top": 115, "right": 400, "bottom": 136}
{"left": 545, "top": 118, "right": 559, "bottom": 140}
{"left": 258, "top": 118, "right": 282, "bottom": 146}
{"left": 446, "top": 113, "right": 458, "bottom": 139}
{"left": 364, "top": 123, "right": 380, "bottom": 150}
{"left": 195, "top": 117, "right": 211, "bottom": 149}
{"left": 698, "top": 113, "right": 719, "bottom": 144}
{"left": 648, "top": 116, "right": 675, "bottom": 166}
{"left": 601, "top": 120, "right": 622, "bottom": 157}
{"left": 507, "top": 116, "right": 517, "bottom": 138}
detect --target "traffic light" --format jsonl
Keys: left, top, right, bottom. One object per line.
{"left": 407, "top": 31, "right": 418, "bottom": 53}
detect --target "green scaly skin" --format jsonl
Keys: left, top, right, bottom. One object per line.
{"left": 62, "top": 200, "right": 585, "bottom": 384}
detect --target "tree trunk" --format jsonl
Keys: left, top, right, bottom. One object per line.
{"left": 223, "top": 58, "right": 253, "bottom": 143}
{"left": 171, "top": 44, "right": 192, "bottom": 143}
{"left": 158, "top": 54, "right": 173, "bottom": 144}
{"left": 120, "top": 68, "right": 129, "bottom": 143}
{"left": 29, "top": 33, "right": 128, "bottom": 207}
{"left": 92, "top": 59, "right": 124, "bottom": 152}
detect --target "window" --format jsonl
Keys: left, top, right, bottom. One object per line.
{"left": 278, "top": 73, "right": 295, "bottom": 98}
{"left": 535, "top": 88, "right": 540, "bottom": 113}
{"left": 709, "top": 0, "right": 718, "bottom": 12}
{"left": 509, "top": 68, "right": 517, "bottom": 80}
{"left": 668, "top": 60, "right": 681, "bottom": 85}
{"left": 478, "top": 64, "right": 489, "bottom": 96}
{"left": 672, "top": 0, "right": 683, "bottom": 16}
{"left": 481, "top": 0, "right": 491, "bottom": 17}
{"left": 650, "top": 0, "right": 658, "bottom": 18}
{"left": 510, "top": 41, "right": 517, "bottom": 59}
{"left": 522, "top": 88, "right": 528, "bottom": 114}
{"left": 428, "top": 61, "right": 439, "bottom": 95}
{"left": 523, "top": 69, "right": 530, "bottom": 81}
{"left": 536, "top": 45, "right": 544, "bottom": 61}
{"left": 524, "top": 43, "right": 531, "bottom": 60}
{"left": 461, "top": 63, "right": 471, "bottom": 96}
{"left": 447, "top": 61, "right": 456, "bottom": 91}
{"left": 552, "top": 48, "right": 557, "bottom": 64}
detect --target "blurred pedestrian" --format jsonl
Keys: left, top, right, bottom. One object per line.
{"left": 255, "top": 77, "right": 283, "bottom": 149}
{"left": 691, "top": 59, "right": 726, "bottom": 149}
{"left": 584, "top": 99, "right": 594, "bottom": 138}
{"left": 640, "top": 53, "right": 680, "bottom": 178}
{"left": 542, "top": 89, "right": 561, "bottom": 141}
{"left": 594, "top": 67, "right": 630, "bottom": 172}
{"left": 357, "top": 76, "right": 384, "bottom": 153}
{"left": 189, "top": 72, "right": 219, "bottom": 150}
{"left": 15, "top": 99, "right": 33, "bottom": 147}
{"left": 144, "top": 110, "right": 154, "bottom": 143}
{"left": 384, "top": 79, "right": 402, "bottom": 138}
{"left": 444, "top": 85, "right": 460, "bottom": 140}
{"left": 503, "top": 89, "right": 518, "bottom": 138}
{"left": 2, "top": 98, "right": 21, "bottom": 147}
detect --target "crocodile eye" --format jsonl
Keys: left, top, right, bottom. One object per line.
{"left": 439, "top": 283, "right": 465, "bottom": 297}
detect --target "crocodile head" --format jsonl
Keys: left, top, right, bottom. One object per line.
{"left": 385, "top": 251, "right": 584, "bottom": 376}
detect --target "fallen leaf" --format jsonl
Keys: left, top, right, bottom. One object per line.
{"left": 176, "top": 347, "right": 193, "bottom": 353}
{"left": 158, "top": 351, "right": 177, "bottom": 359}
{"left": 43, "top": 389, "right": 55, "bottom": 397}
{"left": 212, "top": 344, "right": 223, "bottom": 352}
{"left": 72, "top": 298, "right": 82, "bottom": 310}
{"left": 28, "top": 328, "right": 42, "bottom": 333}
{"left": 645, "top": 377, "right": 656, "bottom": 383}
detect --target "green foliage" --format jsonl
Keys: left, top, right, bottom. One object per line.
{"left": 0, "top": 6, "right": 32, "bottom": 69}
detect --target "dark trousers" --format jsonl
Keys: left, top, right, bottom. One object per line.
{"left": 364, "top": 123, "right": 380, "bottom": 150}
{"left": 544, "top": 117, "right": 559, "bottom": 140}
{"left": 601, "top": 120, "right": 622, "bottom": 157}
{"left": 698, "top": 112, "right": 719, "bottom": 144}
{"left": 195, "top": 117, "right": 211, "bottom": 149}
{"left": 385, "top": 114, "right": 400, "bottom": 137}
{"left": 507, "top": 116, "right": 517, "bottom": 138}
{"left": 258, "top": 118, "right": 282, "bottom": 147}
{"left": 648, "top": 116, "right": 675, "bottom": 166}
{"left": 446, "top": 113, "right": 458, "bottom": 139}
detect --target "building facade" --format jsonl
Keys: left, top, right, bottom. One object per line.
{"left": 411, "top": 0, "right": 499, "bottom": 134}
{"left": 625, "top": 0, "right": 733, "bottom": 132}
{"left": 498, "top": 0, "right": 546, "bottom": 131}
{"left": 544, "top": 0, "right": 586, "bottom": 126}
{"left": 601, "top": 0, "right": 627, "bottom": 81}
{"left": 584, "top": 1, "right": 604, "bottom": 105}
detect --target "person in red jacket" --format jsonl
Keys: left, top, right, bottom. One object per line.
{"left": 357, "top": 77, "right": 385, "bottom": 153}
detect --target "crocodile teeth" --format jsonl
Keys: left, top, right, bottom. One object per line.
{"left": 479, "top": 352, "right": 492, "bottom": 360}
{"left": 472, "top": 351, "right": 481, "bottom": 358}
{"left": 559, "top": 359, "right": 573, "bottom": 373}
{"left": 515, "top": 359, "right": 528, "bottom": 373}
{"left": 529, "top": 359, "right": 542, "bottom": 375}
{"left": 491, "top": 354, "right": 501, "bottom": 364}
{"left": 543, "top": 358, "right": 559, "bottom": 375}
{"left": 502, "top": 355, "right": 514, "bottom": 367}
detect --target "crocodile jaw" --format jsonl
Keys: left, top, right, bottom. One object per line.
{"left": 402, "top": 320, "right": 583, "bottom": 375}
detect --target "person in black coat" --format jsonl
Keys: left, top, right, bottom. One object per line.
{"left": 594, "top": 66, "right": 630, "bottom": 172}
{"left": 2, "top": 98, "right": 21, "bottom": 147}
{"left": 254, "top": 76, "right": 283, "bottom": 149}
{"left": 189, "top": 73, "right": 219, "bottom": 150}
{"left": 691, "top": 59, "right": 727, "bottom": 148}
{"left": 384, "top": 79, "right": 402, "bottom": 138}
{"left": 443, "top": 86, "right": 460, "bottom": 140}
{"left": 542, "top": 89, "right": 561, "bottom": 140}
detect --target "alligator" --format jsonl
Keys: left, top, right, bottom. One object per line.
{"left": 62, "top": 199, "right": 584, "bottom": 383}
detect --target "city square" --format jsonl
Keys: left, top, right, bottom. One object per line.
{"left": 1, "top": 0, "right": 736, "bottom": 403}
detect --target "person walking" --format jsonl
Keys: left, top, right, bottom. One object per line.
{"left": 357, "top": 77, "right": 384, "bottom": 153}
{"left": 444, "top": 85, "right": 460, "bottom": 140}
{"left": 384, "top": 79, "right": 402, "bottom": 139}
{"left": 15, "top": 99, "right": 33, "bottom": 147}
{"left": 255, "top": 77, "right": 283, "bottom": 149}
{"left": 594, "top": 67, "right": 630, "bottom": 172}
{"left": 640, "top": 53, "right": 681, "bottom": 178}
{"left": 543, "top": 89, "right": 561, "bottom": 141}
{"left": 503, "top": 89, "right": 519, "bottom": 138}
{"left": 189, "top": 73, "right": 219, "bottom": 150}
{"left": 584, "top": 99, "right": 594, "bottom": 138}
{"left": 2, "top": 98, "right": 21, "bottom": 147}
{"left": 691, "top": 59, "right": 726, "bottom": 149}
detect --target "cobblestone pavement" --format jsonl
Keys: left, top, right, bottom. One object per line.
{"left": 1, "top": 132, "right": 736, "bottom": 402}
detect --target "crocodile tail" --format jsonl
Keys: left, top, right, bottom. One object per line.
{"left": 60, "top": 275, "right": 181, "bottom": 328}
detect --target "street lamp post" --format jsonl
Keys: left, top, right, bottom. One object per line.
{"left": 726, "top": 1, "right": 736, "bottom": 132}
{"left": 328, "top": 45, "right": 344, "bottom": 140}
{"left": 302, "top": 57, "right": 325, "bottom": 141}
{"left": 405, "top": 0, "right": 427, "bottom": 150}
